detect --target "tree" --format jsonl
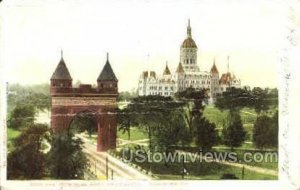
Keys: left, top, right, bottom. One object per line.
{"left": 215, "top": 87, "right": 253, "bottom": 112}
{"left": 117, "top": 91, "right": 137, "bottom": 102}
{"left": 193, "top": 116, "right": 218, "bottom": 151}
{"left": 154, "top": 110, "right": 191, "bottom": 153}
{"left": 70, "top": 113, "right": 97, "bottom": 137}
{"left": 7, "top": 123, "right": 49, "bottom": 179}
{"left": 222, "top": 111, "right": 246, "bottom": 149}
{"left": 117, "top": 108, "right": 137, "bottom": 140}
{"left": 215, "top": 87, "right": 278, "bottom": 115}
{"left": 253, "top": 111, "right": 278, "bottom": 149}
{"left": 175, "top": 88, "right": 208, "bottom": 134}
{"left": 126, "top": 95, "right": 185, "bottom": 150}
{"left": 8, "top": 104, "right": 36, "bottom": 129}
{"left": 8, "top": 83, "right": 50, "bottom": 112}
{"left": 47, "top": 131, "right": 89, "bottom": 179}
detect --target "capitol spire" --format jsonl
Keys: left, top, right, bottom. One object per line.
{"left": 187, "top": 19, "right": 192, "bottom": 38}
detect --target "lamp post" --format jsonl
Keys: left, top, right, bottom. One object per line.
{"left": 106, "top": 156, "right": 109, "bottom": 180}
{"left": 181, "top": 157, "right": 189, "bottom": 179}
{"left": 95, "top": 159, "right": 97, "bottom": 176}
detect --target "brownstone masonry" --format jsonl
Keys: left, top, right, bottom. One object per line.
{"left": 50, "top": 52, "right": 118, "bottom": 151}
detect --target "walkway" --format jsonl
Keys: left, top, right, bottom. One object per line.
{"left": 176, "top": 150, "right": 278, "bottom": 176}
{"left": 77, "top": 134, "right": 151, "bottom": 180}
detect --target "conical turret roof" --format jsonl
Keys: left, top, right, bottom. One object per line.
{"left": 163, "top": 63, "right": 171, "bottom": 75}
{"left": 210, "top": 59, "right": 219, "bottom": 74}
{"left": 51, "top": 57, "right": 72, "bottom": 80}
{"left": 97, "top": 53, "right": 118, "bottom": 81}
{"left": 176, "top": 62, "right": 184, "bottom": 73}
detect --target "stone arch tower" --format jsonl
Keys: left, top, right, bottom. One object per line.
{"left": 50, "top": 52, "right": 118, "bottom": 151}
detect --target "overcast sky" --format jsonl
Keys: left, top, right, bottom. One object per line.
{"left": 0, "top": 0, "right": 289, "bottom": 92}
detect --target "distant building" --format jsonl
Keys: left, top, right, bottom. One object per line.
{"left": 138, "top": 20, "right": 241, "bottom": 101}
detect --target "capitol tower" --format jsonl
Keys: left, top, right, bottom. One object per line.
{"left": 180, "top": 19, "right": 199, "bottom": 72}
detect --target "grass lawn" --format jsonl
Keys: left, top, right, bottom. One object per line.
{"left": 117, "top": 127, "right": 148, "bottom": 141}
{"left": 212, "top": 147, "right": 278, "bottom": 170}
{"left": 204, "top": 105, "right": 257, "bottom": 127}
{"left": 203, "top": 105, "right": 228, "bottom": 129}
{"left": 203, "top": 105, "right": 257, "bottom": 142}
{"left": 85, "top": 127, "right": 148, "bottom": 144}
{"left": 115, "top": 149, "right": 277, "bottom": 180}
{"left": 7, "top": 127, "right": 22, "bottom": 152}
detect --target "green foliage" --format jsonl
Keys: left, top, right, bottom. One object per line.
{"left": 117, "top": 91, "right": 137, "bottom": 102}
{"left": 70, "top": 113, "right": 97, "bottom": 137}
{"left": 126, "top": 95, "right": 185, "bottom": 150}
{"left": 194, "top": 116, "right": 218, "bottom": 151}
{"left": 120, "top": 89, "right": 212, "bottom": 152}
{"left": 253, "top": 111, "right": 278, "bottom": 149}
{"left": 215, "top": 87, "right": 253, "bottom": 111}
{"left": 115, "top": 149, "right": 277, "bottom": 180}
{"left": 216, "top": 87, "right": 278, "bottom": 114}
{"left": 175, "top": 88, "right": 208, "bottom": 134}
{"left": 8, "top": 83, "right": 50, "bottom": 112}
{"left": 215, "top": 87, "right": 277, "bottom": 148}
{"left": 117, "top": 107, "right": 138, "bottom": 140}
{"left": 47, "top": 132, "right": 89, "bottom": 179}
{"left": 222, "top": 111, "right": 246, "bottom": 149}
{"left": 8, "top": 104, "right": 36, "bottom": 129}
{"left": 154, "top": 111, "right": 191, "bottom": 152}
{"left": 7, "top": 123, "right": 49, "bottom": 179}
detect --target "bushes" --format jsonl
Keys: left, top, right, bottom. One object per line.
{"left": 253, "top": 111, "right": 278, "bottom": 149}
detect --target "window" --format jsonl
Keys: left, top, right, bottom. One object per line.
{"left": 165, "top": 86, "right": 168, "bottom": 90}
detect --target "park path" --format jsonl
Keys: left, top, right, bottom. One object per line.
{"left": 77, "top": 134, "right": 151, "bottom": 180}
{"left": 240, "top": 110, "right": 257, "bottom": 116}
{"left": 176, "top": 150, "right": 278, "bottom": 176}
{"left": 117, "top": 138, "right": 149, "bottom": 146}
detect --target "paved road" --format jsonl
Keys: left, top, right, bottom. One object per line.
{"left": 78, "top": 134, "right": 151, "bottom": 180}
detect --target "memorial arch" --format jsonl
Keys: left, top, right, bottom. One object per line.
{"left": 50, "top": 53, "right": 118, "bottom": 151}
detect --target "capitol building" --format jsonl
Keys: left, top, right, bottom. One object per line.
{"left": 137, "top": 20, "right": 241, "bottom": 101}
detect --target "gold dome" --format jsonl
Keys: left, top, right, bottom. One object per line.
{"left": 181, "top": 37, "right": 197, "bottom": 48}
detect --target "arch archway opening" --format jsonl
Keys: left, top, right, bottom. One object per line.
{"left": 68, "top": 110, "right": 99, "bottom": 141}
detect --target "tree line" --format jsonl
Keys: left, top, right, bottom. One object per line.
{"left": 7, "top": 83, "right": 88, "bottom": 179}
{"left": 118, "top": 87, "right": 278, "bottom": 153}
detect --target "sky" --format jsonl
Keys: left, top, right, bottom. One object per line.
{"left": 0, "top": 0, "right": 289, "bottom": 92}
